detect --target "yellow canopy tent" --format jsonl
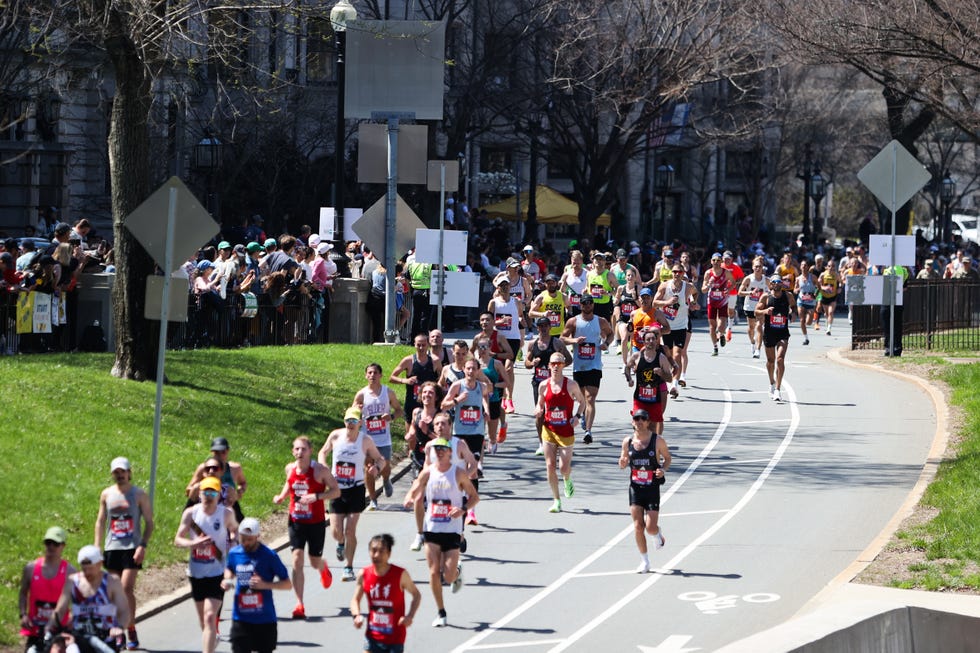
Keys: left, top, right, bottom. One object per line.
{"left": 480, "top": 185, "right": 611, "bottom": 226}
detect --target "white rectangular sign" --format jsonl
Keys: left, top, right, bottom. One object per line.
{"left": 845, "top": 274, "right": 903, "bottom": 306}
{"left": 343, "top": 208, "right": 363, "bottom": 242}
{"left": 414, "top": 228, "right": 468, "bottom": 266}
{"left": 431, "top": 270, "right": 481, "bottom": 307}
{"left": 319, "top": 207, "right": 336, "bottom": 241}
{"left": 869, "top": 234, "right": 915, "bottom": 267}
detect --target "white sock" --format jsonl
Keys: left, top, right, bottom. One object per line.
{"left": 640, "top": 553, "right": 650, "bottom": 565}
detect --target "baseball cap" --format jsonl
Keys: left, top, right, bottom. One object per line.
{"left": 317, "top": 242, "right": 332, "bottom": 255}
{"left": 77, "top": 545, "right": 103, "bottom": 565}
{"left": 544, "top": 273, "right": 559, "bottom": 282}
{"left": 535, "top": 316, "right": 552, "bottom": 327}
{"left": 711, "top": 252, "right": 722, "bottom": 261}
{"left": 246, "top": 242, "right": 264, "bottom": 253}
{"left": 495, "top": 277, "right": 511, "bottom": 287}
{"left": 210, "top": 437, "right": 230, "bottom": 451}
{"left": 723, "top": 251, "right": 733, "bottom": 259}
{"left": 523, "top": 245, "right": 534, "bottom": 252}
{"left": 308, "top": 234, "right": 321, "bottom": 248}
{"left": 44, "top": 526, "right": 67, "bottom": 544}
{"left": 616, "top": 248, "right": 627, "bottom": 258}
{"left": 110, "top": 457, "right": 131, "bottom": 472}
{"left": 344, "top": 406, "right": 362, "bottom": 421}
{"left": 217, "top": 240, "right": 231, "bottom": 250}
{"left": 632, "top": 409, "right": 650, "bottom": 420}
{"left": 239, "top": 518, "right": 261, "bottom": 536}
{"left": 579, "top": 295, "right": 595, "bottom": 303}
{"left": 507, "top": 257, "right": 521, "bottom": 268}
{"left": 663, "top": 248, "right": 673, "bottom": 256}
{"left": 639, "top": 287, "right": 654, "bottom": 297}
{"left": 431, "top": 438, "right": 452, "bottom": 449}
{"left": 770, "top": 274, "right": 784, "bottom": 284}
{"left": 199, "top": 477, "right": 222, "bottom": 493}
{"left": 196, "top": 260, "right": 214, "bottom": 271}
{"left": 264, "top": 238, "right": 278, "bottom": 249}
{"left": 233, "top": 243, "right": 246, "bottom": 255}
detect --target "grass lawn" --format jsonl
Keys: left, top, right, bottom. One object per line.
{"left": 890, "top": 359, "right": 980, "bottom": 591}
{"left": 0, "top": 344, "right": 410, "bottom": 647}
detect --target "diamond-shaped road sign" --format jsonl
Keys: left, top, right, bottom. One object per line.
{"left": 351, "top": 193, "right": 426, "bottom": 262}
{"left": 857, "top": 140, "right": 931, "bottom": 212}
{"left": 124, "top": 176, "right": 220, "bottom": 273}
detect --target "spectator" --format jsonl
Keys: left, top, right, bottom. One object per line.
{"left": 951, "top": 257, "right": 978, "bottom": 281}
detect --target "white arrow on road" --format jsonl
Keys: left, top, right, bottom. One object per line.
{"left": 638, "top": 634, "right": 700, "bottom": 652}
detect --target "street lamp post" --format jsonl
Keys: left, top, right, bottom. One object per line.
{"left": 655, "top": 163, "right": 675, "bottom": 243}
{"left": 194, "top": 132, "right": 224, "bottom": 218}
{"left": 809, "top": 163, "right": 826, "bottom": 244}
{"left": 331, "top": 0, "right": 357, "bottom": 239}
{"left": 526, "top": 110, "right": 543, "bottom": 244}
{"left": 796, "top": 144, "right": 814, "bottom": 243}
{"left": 940, "top": 171, "right": 956, "bottom": 243}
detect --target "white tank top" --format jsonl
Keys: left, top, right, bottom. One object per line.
{"left": 332, "top": 431, "right": 367, "bottom": 488}
{"left": 423, "top": 464, "right": 465, "bottom": 534}
{"left": 744, "top": 275, "right": 768, "bottom": 312}
{"left": 360, "top": 385, "right": 393, "bottom": 447}
{"left": 188, "top": 503, "right": 229, "bottom": 579}
{"left": 662, "top": 281, "right": 690, "bottom": 330}
{"left": 491, "top": 296, "right": 521, "bottom": 339}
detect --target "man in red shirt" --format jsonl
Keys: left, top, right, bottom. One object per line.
{"left": 18, "top": 527, "right": 74, "bottom": 651}
{"left": 351, "top": 533, "right": 422, "bottom": 652}
{"left": 721, "top": 251, "right": 745, "bottom": 340}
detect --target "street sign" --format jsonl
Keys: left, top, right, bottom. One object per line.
{"left": 427, "top": 160, "right": 459, "bottom": 192}
{"left": 123, "top": 176, "right": 219, "bottom": 273}
{"left": 144, "top": 275, "right": 189, "bottom": 322}
{"left": 414, "top": 228, "right": 467, "bottom": 265}
{"left": 857, "top": 140, "right": 931, "bottom": 212}
{"left": 350, "top": 193, "right": 425, "bottom": 261}
{"left": 869, "top": 234, "right": 915, "bottom": 267}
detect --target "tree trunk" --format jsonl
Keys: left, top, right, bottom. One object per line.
{"left": 106, "top": 31, "right": 156, "bottom": 380}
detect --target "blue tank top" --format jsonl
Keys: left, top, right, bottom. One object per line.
{"left": 572, "top": 315, "right": 603, "bottom": 371}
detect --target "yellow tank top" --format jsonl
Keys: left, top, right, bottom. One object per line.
{"left": 540, "top": 291, "right": 566, "bottom": 336}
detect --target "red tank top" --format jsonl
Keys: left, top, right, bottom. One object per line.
{"left": 288, "top": 462, "right": 327, "bottom": 523}
{"left": 705, "top": 269, "right": 730, "bottom": 305}
{"left": 363, "top": 563, "right": 407, "bottom": 645}
{"left": 542, "top": 377, "right": 575, "bottom": 437}
{"left": 22, "top": 559, "right": 70, "bottom": 636}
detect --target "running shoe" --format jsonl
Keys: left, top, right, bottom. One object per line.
{"left": 548, "top": 499, "right": 562, "bottom": 513}
{"left": 803, "top": 337, "right": 810, "bottom": 345}
{"left": 669, "top": 386, "right": 679, "bottom": 399}
{"left": 725, "top": 327, "right": 733, "bottom": 342}
{"left": 126, "top": 629, "right": 140, "bottom": 650}
{"left": 383, "top": 478, "right": 394, "bottom": 497}
{"left": 678, "top": 378, "right": 686, "bottom": 388}
{"left": 826, "top": 329, "right": 832, "bottom": 336}
{"left": 367, "top": 499, "right": 379, "bottom": 511}
{"left": 772, "top": 388, "right": 781, "bottom": 402}
{"left": 636, "top": 559, "right": 650, "bottom": 574}
{"left": 719, "top": 335, "right": 726, "bottom": 347}
{"left": 497, "top": 424, "right": 508, "bottom": 442}
{"left": 466, "top": 509, "right": 478, "bottom": 525}
{"left": 712, "top": 347, "right": 719, "bottom": 356}
{"left": 320, "top": 564, "right": 333, "bottom": 589}
{"left": 534, "top": 445, "right": 544, "bottom": 456}
{"left": 451, "top": 565, "right": 464, "bottom": 593}
{"left": 564, "top": 477, "right": 575, "bottom": 498}
{"left": 410, "top": 533, "right": 425, "bottom": 551}
{"left": 654, "top": 529, "right": 666, "bottom": 549}
{"left": 502, "top": 397, "right": 515, "bottom": 413}
{"left": 583, "top": 429, "right": 593, "bottom": 445}
{"left": 814, "top": 322, "right": 820, "bottom": 330}
{"left": 336, "top": 542, "right": 345, "bottom": 561}
{"left": 752, "top": 349, "right": 760, "bottom": 359}
{"left": 432, "top": 612, "right": 448, "bottom": 627}
{"left": 490, "top": 441, "right": 498, "bottom": 455}
{"left": 292, "top": 603, "right": 306, "bottom": 620}
{"left": 343, "top": 566, "right": 356, "bottom": 582}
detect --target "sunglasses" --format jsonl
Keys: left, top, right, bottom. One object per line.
{"left": 345, "top": 418, "right": 360, "bottom": 425}
{"left": 204, "top": 465, "right": 220, "bottom": 472}
{"left": 548, "top": 361, "right": 565, "bottom": 366}
{"left": 202, "top": 489, "right": 220, "bottom": 498}
{"left": 632, "top": 415, "right": 649, "bottom": 421}
{"left": 44, "top": 540, "right": 64, "bottom": 547}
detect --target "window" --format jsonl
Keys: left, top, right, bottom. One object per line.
{"left": 208, "top": 10, "right": 251, "bottom": 83}
{"left": 306, "top": 18, "right": 336, "bottom": 84}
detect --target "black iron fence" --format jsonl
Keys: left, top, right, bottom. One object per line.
{"left": 852, "top": 279, "right": 980, "bottom": 351}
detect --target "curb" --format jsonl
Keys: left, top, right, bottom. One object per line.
{"left": 137, "top": 456, "right": 417, "bottom": 622}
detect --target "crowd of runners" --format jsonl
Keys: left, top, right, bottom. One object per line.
{"left": 19, "top": 241, "right": 859, "bottom": 653}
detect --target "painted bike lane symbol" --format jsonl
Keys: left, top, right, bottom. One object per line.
{"left": 678, "top": 591, "right": 780, "bottom": 615}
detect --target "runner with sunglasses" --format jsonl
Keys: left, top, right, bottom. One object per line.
{"left": 618, "top": 409, "right": 671, "bottom": 573}
{"left": 534, "top": 352, "right": 586, "bottom": 514}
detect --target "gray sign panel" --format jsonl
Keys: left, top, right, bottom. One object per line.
{"left": 351, "top": 193, "right": 426, "bottom": 261}
{"left": 857, "top": 140, "right": 931, "bottom": 212}
{"left": 357, "top": 123, "right": 429, "bottom": 185}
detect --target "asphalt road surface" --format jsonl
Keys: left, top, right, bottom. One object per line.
{"left": 138, "top": 317, "right": 935, "bottom": 652}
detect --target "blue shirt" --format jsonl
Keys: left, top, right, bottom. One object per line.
{"left": 226, "top": 543, "right": 289, "bottom": 624}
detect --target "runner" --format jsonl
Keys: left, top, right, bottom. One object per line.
{"left": 535, "top": 352, "right": 586, "bottom": 513}
{"left": 221, "top": 518, "right": 292, "bottom": 653}
{"left": 185, "top": 437, "right": 248, "bottom": 522}
{"left": 755, "top": 275, "right": 797, "bottom": 402}
{"left": 795, "top": 259, "right": 818, "bottom": 345}
{"left": 173, "top": 477, "right": 239, "bottom": 653}
{"left": 738, "top": 256, "right": 769, "bottom": 358}
{"left": 488, "top": 277, "right": 523, "bottom": 413}
{"left": 492, "top": 258, "right": 533, "bottom": 344}
{"left": 524, "top": 317, "right": 573, "bottom": 456}
{"left": 654, "top": 265, "right": 696, "bottom": 397}
{"left": 559, "top": 249, "right": 589, "bottom": 317}
{"left": 474, "top": 334, "right": 510, "bottom": 452}
{"left": 428, "top": 329, "right": 451, "bottom": 367}
{"left": 402, "top": 438, "right": 479, "bottom": 628}
{"left": 94, "top": 456, "right": 154, "bottom": 650}
{"left": 44, "top": 545, "right": 129, "bottom": 653}
{"left": 472, "top": 312, "right": 515, "bottom": 413}
{"left": 613, "top": 268, "right": 642, "bottom": 364}
{"left": 527, "top": 273, "right": 567, "bottom": 341}
{"left": 19, "top": 527, "right": 74, "bottom": 651}
{"left": 625, "top": 327, "right": 672, "bottom": 435}
{"left": 440, "top": 358, "right": 490, "bottom": 525}
{"left": 560, "top": 295, "right": 614, "bottom": 444}
{"left": 649, "top": 246, "right": 676, "bottom": 286}
{"left": 585, "top": 252, "right": 617, "bottom": 322}
{"left": 350, "top": 534, "right": 422, "bottom": 653}
{"left": 701, "top": 253, "right": 735, "bottom": 356}
{"left": 389, "top": 333, "right": 442, "bottom": 433}
{"left": 353, "top": 363, "right": 404, "bottom": 510}
{"left": 818, "top": 259, "right": 840, "bottom": 335}
{"left": 722, "top": 250, "right": 745, "bottom": 337}
{"left": 318, "top": 408, "right": 389, "bottom": 584}
{"left": 272, "top": 436, "right": 340, "bottom": 617}
{"left": 403, "top": 383, "right": 441, "bottom": 552}
{"left": 618, "top": 410, "right": 671, "bottom": 573}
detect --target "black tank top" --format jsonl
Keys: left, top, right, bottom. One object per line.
{"left": 530, "top": 336, "right": 560, "bottom": 385}
{"left": 765, "top": 292, "right": 791, "bottom": 332}
{"left": 406, "top": 354, "right": 438, "bottom": 404}
{"left": 628, "top": 436, "right": 661, "bottom": 489}
{"left": 634, "top": 352, "right": 663, "bottom": 404}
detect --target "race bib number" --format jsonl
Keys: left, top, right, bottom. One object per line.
{"left": 578, "top": 343, "right": 596, "bottom": 360}
{"left": 191, "top": 543, "right": 217, "bottom": 563}
{"left": 631, "top": 468, "right": 654, "bottom": 486}
{"left": 590, "top": 283, "right": 605, "bottom": 298}
{"left": 33, "top": 600, "right": 55, "bottom": 625}
{"left": 459, "top": 406, "right": 481, "bottom": 425}
{"left": 750, "top": 288, "right": 763, "bottom": 300}
{"left": 365, "top": 416, "right": 386, "bottom": 435}
{"left": 547, "top": 407, "right": 568, "bottom": 426}
{"left": 110, "top": 516, "right": 134, "bottom": 539}
{"left": 663, "top": 304, "right": 678, "bottom": 319}
{"left": 430, "top": 499, "right": 452, "bottom": 523}
{"left": 547, "top": 310, "right": 562, "bottom": 327}
{"left": 291, "top": 481, "right": 311, "bottom": 518}
{"left": 569, "top": 294, "right": 581, "bottom": 308}
{"left": 709, "top": 289, "right": 724, "bottom": 301}
{"left": 638, "top": 385, "right": 659, "bottom": 402}
{"left": 800, "top": 293, "right": 815, "bottom": 303}
{"left": 335, "top": 461, "right": 355, "bottom": 483}
{"left": 412, "top": 384, "right": 422, "bottom": 400}
{"left": 621, "top": 302, "right": 635, "bottom": 316}
{"left": 535, "top": 366, "right": 550, "bottom": 381}
{"left": 495, "top": 313, "right": 512, "bottom": 329}
{"left": 368, "top": 610, "right": 393, "bottom": 634}
{"left": 237, "top": 591, "right": 264, "bottom": 613}
{"left": 770, "top": 314, "right": 787, "bottom": 328}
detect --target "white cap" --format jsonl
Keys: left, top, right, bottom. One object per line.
{"left": 110, "top": 456, "right": 131, "bottom": 472}
{"left": 77, "top": 544, "right": 103, "bottom": 565}
{"left": 239, "top": 517, "right": 261, "bottom": 536}
{"left": 317, "top": 242, "right": 332, "bottom": 255}
{"left": 308, "top": 234, "right": 321, "bottom": 248}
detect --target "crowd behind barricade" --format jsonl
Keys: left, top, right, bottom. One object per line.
{"left": 3, "top": 206, "right": 980, "bottom": 357}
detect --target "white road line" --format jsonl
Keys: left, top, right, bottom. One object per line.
{"left": 576, "top": 570, "right": 647, "bottom": 579}
{"left": 468, "top": 639, "right": 564, "bottom": 650}
{"left": 546, "top": 383, "right": 800, "bottom": 653}
{"left": 661, "top": 509, "right": 730, "bottom": 517}
{"left": 695, "top": 458, "right": 772, "bottom": 466}
{"left": 450, "top": 386, "right": 735, "bottom": 653}
{"left": 729, "top": 419, "right": 792, "bottom": 425}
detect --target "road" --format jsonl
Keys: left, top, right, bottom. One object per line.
{"left": 138, "top": 318, "right": 935, "bottom": 652}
